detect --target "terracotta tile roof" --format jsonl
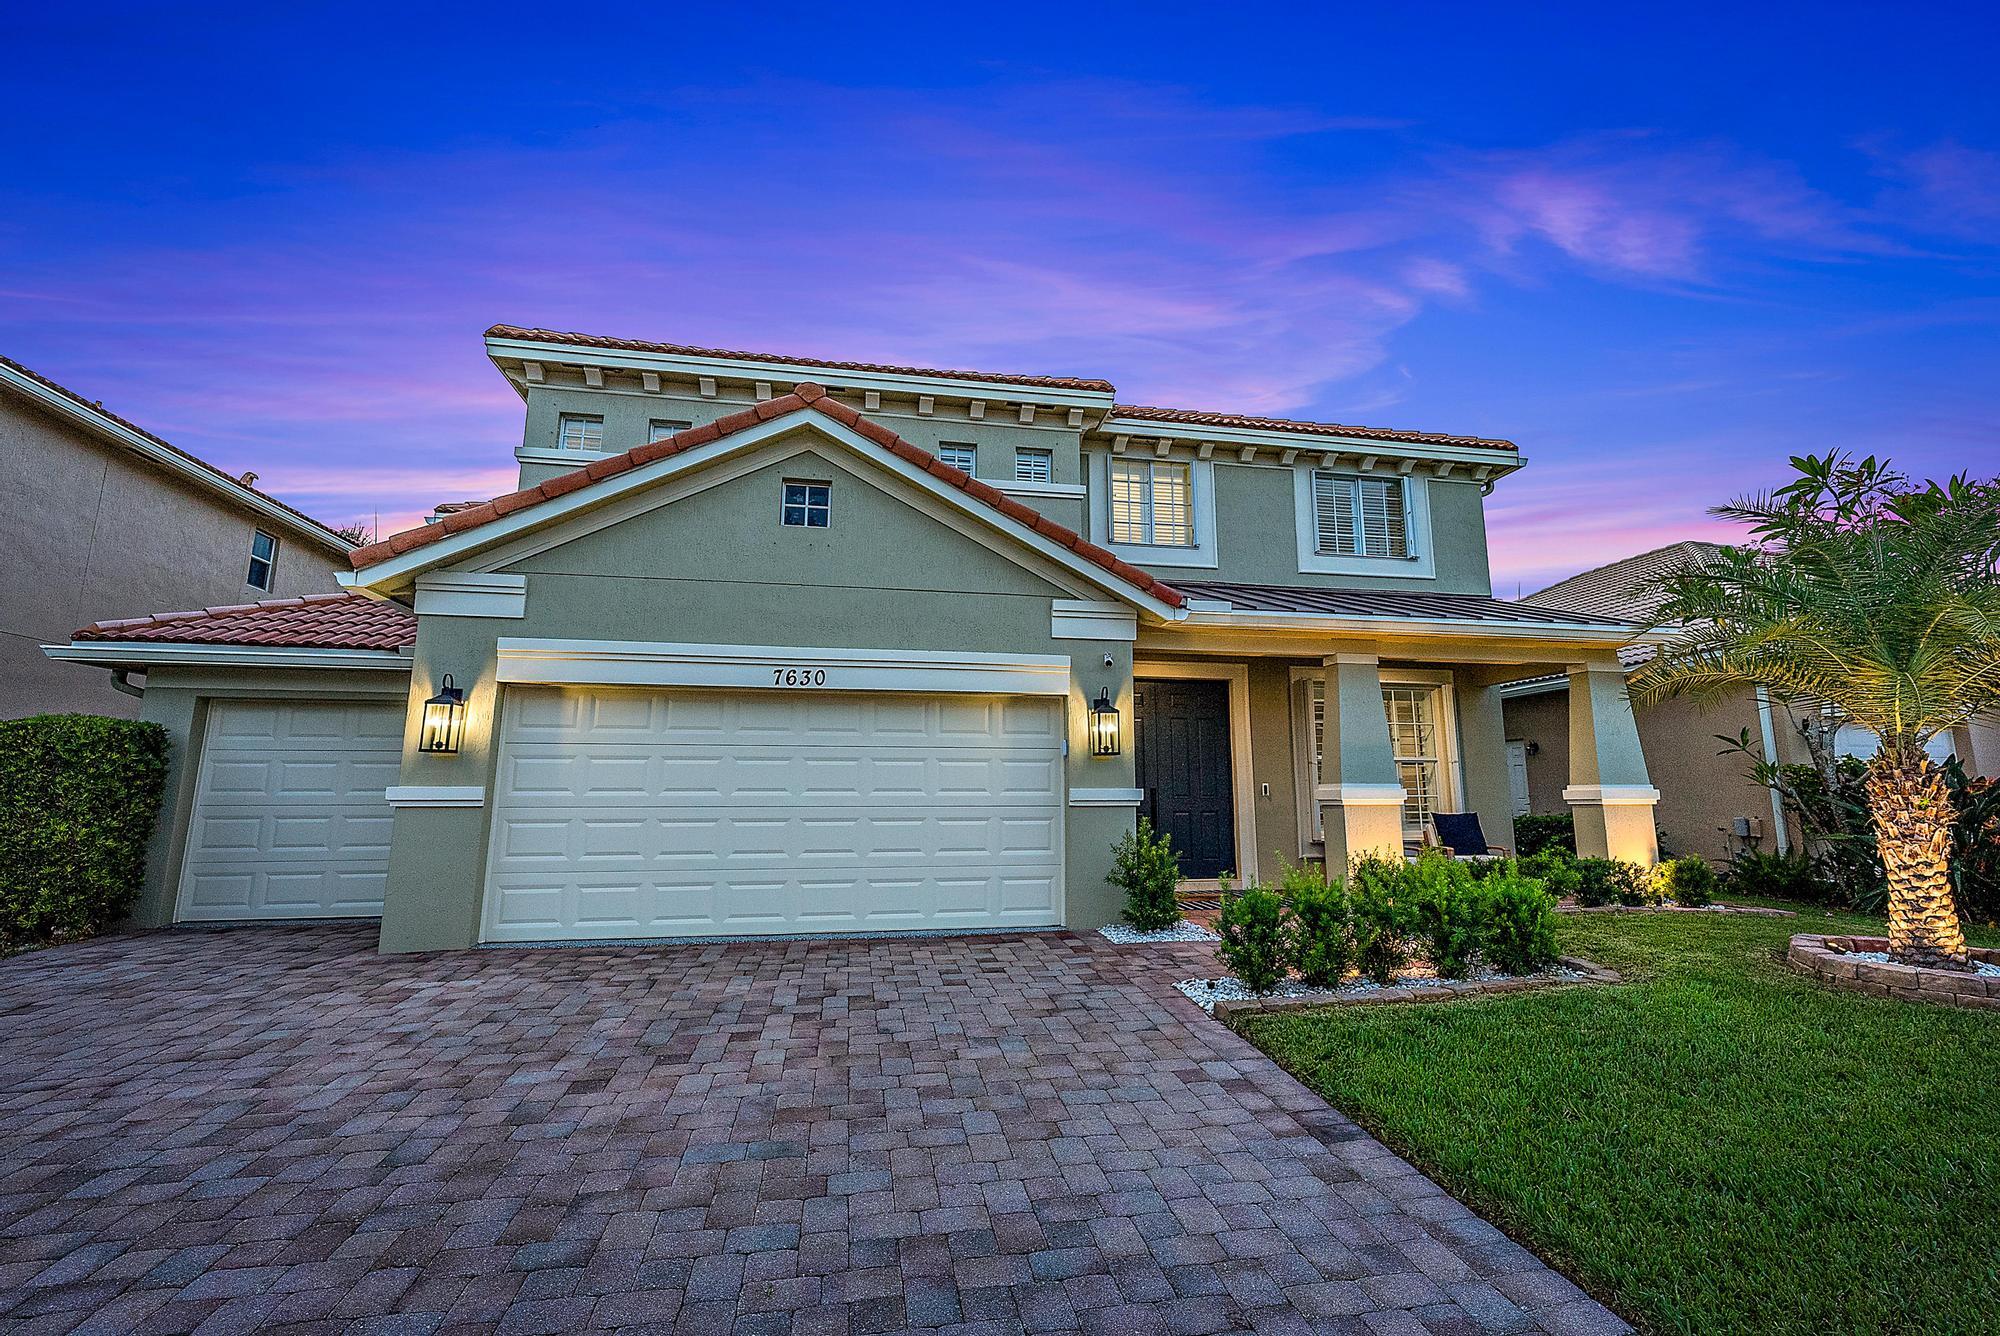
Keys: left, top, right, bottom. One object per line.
{"left": 1171, "top": 580, "right": 1638, "bottom": 628}
{"left": 486, "top": 325, "right": 1117, "bottom": 393}
{"left": 431, "top": 500, "right": 484, "bottom": 514}
{"left": 1107, "top": 404, "right": 1518, "bottom": 451}
{"left": 0, "top": 354, "right": 354, "bottom": 551}
{"left": 350, "top": 384, "right": 1186, "bottom": 609}
{"left": 74, "top": 593, "right": 416, "bottom": 650}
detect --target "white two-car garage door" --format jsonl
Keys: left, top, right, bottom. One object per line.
{"left": 482, "top": 686, "right": 1065, "bottom": 941}
{"left": 178, "top": 700, "right": 403, "bottom": 921}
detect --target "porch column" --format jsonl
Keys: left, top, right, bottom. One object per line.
{"left": 1316, "top": 652, "right": 1406, "bottom": 872}
{"left": 1564, "top": 663, "right": 1660, "bottom": 865}
{"left": 1453, "top": 675, "right": 1516, "bottom": 855}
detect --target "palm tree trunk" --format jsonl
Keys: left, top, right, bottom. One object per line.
{"left": 1866, "top": 738, "right": 1970, "bottom": 970}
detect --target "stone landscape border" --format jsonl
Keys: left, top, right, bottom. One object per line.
{"left": 1212, "top": 956, "right": 1621, "bottom": 1020}
{"left": 1788, "top": 934, "right": 2000, "bottom": 1011}
{"left": 1562, "top": 902, "right": 1796, "bottom": 917}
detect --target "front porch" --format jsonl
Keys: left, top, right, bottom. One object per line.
{"left": 1126, "top": 584, "right": 1663, "bottom": 885}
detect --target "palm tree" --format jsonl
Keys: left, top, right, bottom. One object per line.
{"left": 1630, "top": 454, "right": 2000, "bottom": 969}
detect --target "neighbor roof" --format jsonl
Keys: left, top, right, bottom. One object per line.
{"left": 1525, "top": 541, "right": 1726, "bottom": 621}
{"left": 486, "top": 325, "right": 1117, "bottom": 393}
{"left": 74, "top": 593, "right": 415, "bottom": 651}
{"left": 1108, "top": 405, "right": 1518, "bottom": 452}
{"left": 1170, "top": 581, "right": 1638, "bottom": 628}
{"left": 0, "top": 354, "right": 353, "bottom": 553}
{"left": 348, "top": 383, "right": 1188, "bottom": 609}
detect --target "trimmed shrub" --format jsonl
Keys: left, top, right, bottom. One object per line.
{"left": 1513, "top": 811, "right": 1576, "bottom": 858}
{"left": 1347, "top": 855, "right": 1415, "bottom": 984}
{"left": 1572, "top": 857, "right": 1628, "bottom": 908}
{"left": 1282, "top": 862, "right": 1352, "bottom": 987}
{"left": 0, "top": 714, "right": 168, "bottom": 953}
{"left": 1110, "top": 818, "right": 1183, "bottom": 931}
{"left": 1521, "top": 846, "right": 1582, "bottom": 900}
{"left": 1726, "top": 850, "right": 1824, "bottom": 903}
{"left": 1217, "top": 880, "right": 1287, "bottom": 994}
{"left": 1403, "top": 852, "right": 1488, "bottom": 979}
{"left": 1616, "top": 861, "right": 1665, "bottom": 907}
{"left": 1663, "top": 855, "right": 1719, "bottom": 907}
{"left": 1484, "top": 871, "right": 1561, "bottom": 974}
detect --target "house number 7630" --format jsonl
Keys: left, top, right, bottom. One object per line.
{"left": 772, "top": 667, "right": 828, "bottom": 687}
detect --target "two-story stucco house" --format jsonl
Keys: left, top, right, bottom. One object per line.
{"left": 4, "top": 355, "right": 353, "bottom": 718}
{"left": 52, "top": 325, "right": 1662, "bottom": 949}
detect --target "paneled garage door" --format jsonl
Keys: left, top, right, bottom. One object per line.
{"left": 178, "top": 699, "right": 403, "bottom": 920}
{"left": 482, "top": 686, "right": 1065, "bottom": 941}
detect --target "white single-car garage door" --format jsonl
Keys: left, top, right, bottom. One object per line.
{"left": 482, "top": 685, "right": 1065, "bottom": 941}
{"left": 178, "top": 699, "right": 403, "bottom": 921}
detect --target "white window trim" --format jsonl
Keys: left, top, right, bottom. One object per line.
{"left": 1134, "top": 660, "right": 1258, "bottom": 882}
{"left": 937, "top": 443, "right": 978, "bottom": 473}
{"left": 1288, "top": 665, "right": 1463, "bottom": 854}
{"left": 1014, "top": 447, "right": 1054, "bottom": 484}
{"left": 557, "top": 413, "right": 606, "bottom": 452}
{"left": 1291, "top": 469, "right": 1434, "bottom": 579}
{"left": 247, "top": 530, "right": 278, "bottom": 591}
{"left": 780, "top": 479, "right": 832, "bottom": 528}
{"left": 1088, "top": 453, "right": 1219, "bottom": 570}
{"left": 648, "top": 418, "right": 694, "bottom": 442}
{"left": 1108, "top": 457, "right": 1197, "bottom": 549}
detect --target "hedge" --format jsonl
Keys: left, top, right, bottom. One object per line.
{"left": 0, "top": 714, "right": 168, "bottom": 953}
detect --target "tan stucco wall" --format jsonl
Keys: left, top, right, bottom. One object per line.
{"left": 1, "top": 394, "right": 347, "bottom": 719}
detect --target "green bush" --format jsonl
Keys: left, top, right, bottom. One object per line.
{"left": 1110, "top": 818, "right": 1183, "bottom": 931}
{"left": 0, "top": 714, "right": 168, "bottom": 953}
{"left": 1521, "top": 846, "right": 1582, "bottom": 899}
{"left": 1616, "top": 861, "right": 1664, "bottom": 907}
{"left": 1571, "top": 856, "right": 1653, "bottom": 907}
{"left": 1663, "top": 855, "right": 1720, "bottom": 907}
{"left": 1403, "top": 852, "right": 1487, "bottom": 979}
{"left": 1484, "top": 871, "right": 1561, "bottom": 974}
{"left": 1217, "top": 880, "right": 1287, "bottom": 994}
{"left": 1513, "top": 811, "right": 1576, "bottom": 858}
{"left": 1282, "top": 862, "right": 1353, "bottom": 987}
{"left": 1726, "top": 850, "right": 1825, "bottom": 903}
{"left": 1347, "top": 855, "right": 1416, "bottom": 984}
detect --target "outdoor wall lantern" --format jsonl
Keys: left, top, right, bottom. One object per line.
{"left": 420, "top": 674, "right": 466, "bottom": 755}
{"left": 1089, "top": 688, "right": 1122, "bottom": 757}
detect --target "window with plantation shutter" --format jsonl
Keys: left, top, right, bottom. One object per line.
{"left": 1109, "top": 458, "right": 1194, "bottom": 546}
{"left": 1312, "top": 472, "right": 1410, "bottom": 558}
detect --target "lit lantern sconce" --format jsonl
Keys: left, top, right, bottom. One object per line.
{"left": 420, "top": 674, "right": 466, "bottom": 755}
{"left": 1089, "top": 687, "right": 1122, "bottom": 757}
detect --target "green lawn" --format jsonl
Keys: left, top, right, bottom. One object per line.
{"left": 1235, "top": 905, "right": 2000, "bottom": 1335}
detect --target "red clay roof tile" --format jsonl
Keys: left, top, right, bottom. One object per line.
{"left": 1109, "top": 404, "right": 1517, "bottom": 451}
{"left": 73, "top": 593, "right": 415, "bottom": 651}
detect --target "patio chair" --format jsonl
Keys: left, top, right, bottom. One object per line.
{"left": 1430, "top": 812, "right": 1510, "bottom": 860}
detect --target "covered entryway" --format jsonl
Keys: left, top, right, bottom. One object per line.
{"left": 177, "top": 699, "right": 403, "bottom": 920}
{"left": 481, "top": 685, "right": 1065, "bottom": 941}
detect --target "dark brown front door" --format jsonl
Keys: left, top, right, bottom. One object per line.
{"left": 1134, "top": 678, "right": 1237, "bottom": 880}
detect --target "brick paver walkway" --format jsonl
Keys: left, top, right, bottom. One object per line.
{"left": 0, "top": 926, "right": 1626, "bottom": 1334}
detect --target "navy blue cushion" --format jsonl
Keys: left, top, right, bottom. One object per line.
{"left": 1431, "top": 812, "right": 1491, "bottom": 856}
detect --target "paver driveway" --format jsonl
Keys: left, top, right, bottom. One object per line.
{"left": 0, "top": 926, "right": 1625, "bottom": 1335}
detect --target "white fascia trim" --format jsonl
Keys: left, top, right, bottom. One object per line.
{"left": 414, "top": 572, "right": 527, "bottom": 619}
{"left": 1562, "top": 784, "right": 1663, "bottom": 806}
{"left": 1495, "top": 675, "right": 1569, "bottom": 699}
{"left": 1051, "top": 600, "right": 1138, "bottom": 642}
{"left": 995, "top": 479, "right": 1087, "bottom": 501}
{"left": 1173, "top": 609, "right": 1657, "bottom": 645}
{"left": 496, "top": 638, "right": 1074, "bottom": 697}
{"left": 516, "top": 444, "right": 613, "bottom": 467}
{"left": 45, "top": 642, "right": 414, "bottom": 672}
{"left": 345, "top": 409, "right": 1184, "bottom": 621}
{"left": 385, "top": 786, "right": 486, "bottom": 809}
{"left": 1068, "top": 787, "right": 1146, "bottom": 807}
{"left": 1292, "top": 467, "right": 1437, "bottom": 580}
{"left": 485, "top": 336, "right": 1119, "bottom": 413}
{"left": 0, "top": 363, "right": 352, "bottom": 556}
{"left": 1098, "top": 416, "right": 1525, "bottom": 472}
{"left": 1314, "top": 783, "right": 1409, "bottom": 806}
{"left": 1085, "top": 452, "right": 1220, "bottom": 570}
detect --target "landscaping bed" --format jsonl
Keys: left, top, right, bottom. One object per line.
{"left": 1563, "top": 900, "right": 1795, "bottom": 917}
{"left": 1096, "top": 919, "right": 1217, "bottom": 944}
{"left": 1183, "top": 955, "right": 1615, "bottom": 1018}
{"left": 1788, "top": 932, "right": 2000, "bottom": 1010}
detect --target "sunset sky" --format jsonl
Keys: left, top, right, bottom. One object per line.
{"left": 5, "top": 3, "right": 1996, "bottom": 592}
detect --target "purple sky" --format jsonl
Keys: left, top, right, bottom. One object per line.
{"left": 5, "top": 4, "right": 1997, "bottom": 592}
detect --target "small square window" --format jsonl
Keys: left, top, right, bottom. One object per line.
{"left": 648, "top": 418, "right": 693, "bottom": 443}
{"left": 246, "top": 529, "right": 278, "bottom": 590}
{"left": 938, "top": 443, "right": 977, "bottom": 473}
{"left": 558, "top": 414, "right": 605, "bottom": 451}
{"left": 1014, "top": 448, "right": 1052, "bottom": 483}
{"left": 781, "top": 481, "right": 831, "bottom": 528}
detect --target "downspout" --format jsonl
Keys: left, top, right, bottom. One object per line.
{"left": 109, "top": 667, "right": 145, "bottom": 699}
{"left": 1754, "top": 687, "right": 1789, "bottom": 855}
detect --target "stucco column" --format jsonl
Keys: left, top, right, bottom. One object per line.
{"left": 1563, "top": 663, "right": 1660, "bottom": 864}
{"left": 1316, "top": 652, "right": 1406, "bottom": 873}
{"left": 1453, "top": 674, "right": 1516, "bottom": 854}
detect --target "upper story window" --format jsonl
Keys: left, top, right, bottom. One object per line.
{"left": 1109, "top": 458, "right": 1194, "bottom": 547}
{"left": 558, "top": 413, "right": 605, "bottom": 452}
{"left": 648, "top": 418, "right": 694, "bottom": 442}
{"left": 1014, "top": 448, "right": 1053, "bottom": 484}
{"left": 246, "top": 530, "right": 278, "bottom": 591}
{"left": 1313, "top": 472, "right": 1410, "bottom": 559}
{"left": 938, "top": 443, "right": 977, "bottom": 473}
{"left": 781, "top": 480, "right": 831, "bottom": 528}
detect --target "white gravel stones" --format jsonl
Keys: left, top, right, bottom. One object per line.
{"left": 1174, "top": 962, "right": 1584, "bottom": 1014}
{"left": 1097, "top": 920, "right": 1220, "bottom": 944}
{"left": 1848, "top": 949, "right": 2000, "bottom": 978}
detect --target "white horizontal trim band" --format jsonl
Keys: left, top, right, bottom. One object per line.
{"left": 1314, "top": 783, "right": 1408, "bottom": 806}
{"left": 385, "top": 785, "right": 487, "bottom": 809}
{"left": 1563, "top": 784, "right": 1662, "bottom": 806}
{"left": 1050, "top": 599, "right": 1138, "bottom": 642}
{"left": 1068, "top": 787, "right": 1145, "bottom": 807}
{"left": 496, "top": 638, "right": 1074, "bottom": 696}
{"left": 415, "top": 572, "right": 528, "bottom": 619}
{"left": 996, "top": 480, "right": 1087, "bottom": 500}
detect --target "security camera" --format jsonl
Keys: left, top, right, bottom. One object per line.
{"left": 1102, "top": 654, "right": 1115, "bottom": 668}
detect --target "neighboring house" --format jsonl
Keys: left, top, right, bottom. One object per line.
{"left": 52, "top": 325, "right": 1660, "bottom": 950}
{"left": 2, "top": 355, "right": 353, "bottom": 718}
{"left": 1501, "top": 542, "right": 1999, "bottom": 864}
